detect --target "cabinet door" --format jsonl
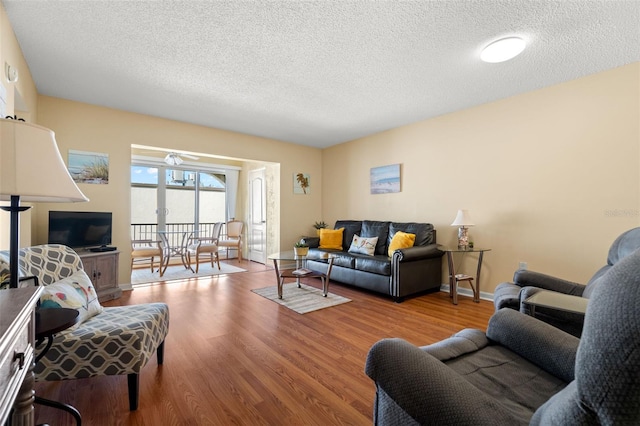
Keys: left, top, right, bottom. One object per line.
{"left": 81, "top": 257, "right": 98, "bottom": 285}
{"left": 78, "top": 251, "right": 121, "bottom": 302}
{"left": 94, "top": 254, "right": 117, "bottom": 289}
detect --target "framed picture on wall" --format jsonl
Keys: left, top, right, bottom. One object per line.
{"left": 68, "top": 149, "right": 109, "bottom": 184}
{"left": 370, "top": 164, "right": 401, "bottom": 194}
{"left": 294, "top": 173, "right": 310, "bottom": 194}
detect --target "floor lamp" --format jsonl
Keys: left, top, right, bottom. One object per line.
{"left": 0, "top": 118, "right": 88, "bottom": 288}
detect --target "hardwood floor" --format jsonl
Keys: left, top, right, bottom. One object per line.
{"left": 33, "top": 259, "right": 494, "bottom": 425}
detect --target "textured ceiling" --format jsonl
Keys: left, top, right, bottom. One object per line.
{"left": 3, "top": 1, "right": 639, "bottom": 148}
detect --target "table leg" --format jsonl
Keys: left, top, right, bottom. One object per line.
{"left": 35, "top": 396, "right": 81, "bottom": 425}
{"left": 272, "top": 259, "right": 283, "bottom": 299}
{"left": 474, "top": 252, "right": 484, "bottom": 303}
{"left": 179, "top": 232, "right": 190, "bottom": 270}
{"left": 34, "top": 337, "right": 82, "bottom": 425}
{"left": 322, "top": 257, "right": 333, "bottom": 297}
{"left": 296, "top": 257, "right": 302, "bottom": 288}
{"left": 446, "top": 252, "right": 458, "bottom": 305}
{"left": 158, "top": 233, "right": 170, "bottom": 275}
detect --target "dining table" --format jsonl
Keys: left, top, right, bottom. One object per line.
{"left": 157, "top": 230, "right": 192, "bottom": 272}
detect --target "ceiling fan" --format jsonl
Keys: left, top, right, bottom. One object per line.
{"left": 164, "top": 152, "right": 199, "bottom": 166}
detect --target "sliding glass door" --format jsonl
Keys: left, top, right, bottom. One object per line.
{"left": 131, "top": 165, "right": 226, "bottom": 243}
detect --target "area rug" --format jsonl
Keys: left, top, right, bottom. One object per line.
{"left": 131, "top": 262, "right": 246, "bottom": 285}
{"left": 251, "top": 283, "right": 351, "bottom": 314}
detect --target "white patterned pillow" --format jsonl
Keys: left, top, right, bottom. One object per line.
{"left": 40, "top": 269, "right": 103, "bottom": 331}
{"left": 348, "top": 234, "right": 379, "bottom": 256}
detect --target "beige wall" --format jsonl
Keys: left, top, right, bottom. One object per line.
{"left": 34, "top": 97, "right": 322, "bottom": 283}
{"left": 0, "top": 4, "right": 39, "bottom": 249}
{"left": 323, "top": 63, "right": 640, "bottom": 295}
{"left": 0, "top": 5, "right": 38, "bottom": 120}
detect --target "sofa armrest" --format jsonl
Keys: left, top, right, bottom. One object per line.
{"left": 301, "top": 236, "right": 320, "bottom": 248}
{"left": 394, "top": 244, "right": 443, "bottom": 262}
{"left": 365, "top": 338, "right": 522, "bottom": 425}
{"left": 513, "top": 269, "right": 586, "bottom": 296}
{"left": 486, "top": 309, "right": 578, "bottom": 383}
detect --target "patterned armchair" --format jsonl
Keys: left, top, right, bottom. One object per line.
{"left": 16, "top": 244, "right": 169, "bottom": 410}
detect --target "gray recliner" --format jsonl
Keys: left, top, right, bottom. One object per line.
{"left": 365, "top": 247, "right": 640, "bottom": 425}
{"left": 493, "top": 227, "right": 640, "bottom": 336}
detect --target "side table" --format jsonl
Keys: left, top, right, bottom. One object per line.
{"left": 440, "top": 247, "right": 491, "bottom": 305}
{"left": 35, "top": 308, "right": 82, "bottom": 425}
{"left": 523, "top": 290, "right": 589, "bottom": 318}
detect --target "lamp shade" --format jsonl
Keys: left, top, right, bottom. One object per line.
{"left": 0, "top": 119, "right": 88, "bottom": 202}
{"left": 451, "top": 209, "right": 474, "bottom": 227}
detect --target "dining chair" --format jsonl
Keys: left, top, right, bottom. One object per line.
{"left": 186, "top": 222, "right": 223, "bottom": 272}
{"left": 218, "top": 220, "right": 244, "bottom": 261}
{"left": 131, "top": 239, "right": 164, "bottom": 276}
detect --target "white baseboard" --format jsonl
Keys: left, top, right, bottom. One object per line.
{"left": 440, "top": 284, "right": 494, "bottom": 303}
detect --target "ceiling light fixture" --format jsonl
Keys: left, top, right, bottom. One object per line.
{"left": 480, "top": 37, "right": 526, "bottom": 63}
{"left": 164, "top": 152, "right": 184, "bottom": 166}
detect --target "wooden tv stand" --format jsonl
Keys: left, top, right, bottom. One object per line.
{"left": 78, "top": 250, "right": 122, "bottom": 302}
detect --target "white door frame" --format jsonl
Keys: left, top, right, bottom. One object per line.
{"left": 248, "top": 168, "right": 267, "bottom": 264}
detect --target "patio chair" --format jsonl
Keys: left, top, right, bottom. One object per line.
{"left": 131, "top": 239, "right": 164, "bottom": 276}
{"left": 218, "top": 220, "right": 244, "bottom": 261}
{"left": 186, "top": 222, "right": 223, "bottom": 272}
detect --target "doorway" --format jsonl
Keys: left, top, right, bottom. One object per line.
{"left": 248, "top": 168, "right": 267, "bottom": 263}
{"left": 130, "top": 164, "right": 226, "bottom": 242}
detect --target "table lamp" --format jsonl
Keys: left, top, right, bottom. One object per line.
{"left": 1, "top": 118, "right": 88, "bottom": 288}
{"left": 451, "top": 209, "right": 474, "bottom": 250}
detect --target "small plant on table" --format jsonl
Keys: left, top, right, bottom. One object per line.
{"left": 294, "top": 240, "right": 309, "bottom": 256}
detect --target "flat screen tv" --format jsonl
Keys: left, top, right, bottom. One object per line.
{"left": 48, "top": 211, "right": 113, "bottom": 249}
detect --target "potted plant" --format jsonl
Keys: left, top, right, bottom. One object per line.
{"left": 294, "top": 241, "right": 309, "bottom": 257}
{"left": 313, "top": 221, "right": 328, "bottom": 236}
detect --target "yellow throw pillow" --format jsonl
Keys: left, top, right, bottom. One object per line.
{"left": 388, "top": 231, "right": 416, "bottom": 256}
{"left": 319, "top": 228, "right": 344, "bottom": 250}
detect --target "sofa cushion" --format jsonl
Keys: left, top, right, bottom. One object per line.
{"left": 355, "top": 255, "right": 391, "bottom": 276}
{"left": 348, "top": 235, "right": 378, "bottom": 256}
{"left": 388, "top": 231, "right": 416, "bottom": 256}
{"left": 332, "top": 252, "right": 357, "bottom": 268}
{"left": 40, "top": 269, "right": 103, "bottom": 331}
{"left": 389, "top": 222, "right": 434, "bottom": 247}
{"left": 319, "top": 228, "right": 344, "bottom": 249}
{"left": 361, "top": 220, "right": 391, "bottom": 255}
{"left": 445, "top": 345, "right": 567, "bottom": 422}
{"left": 334, "top": 220, "right": 362, "bottom": 250}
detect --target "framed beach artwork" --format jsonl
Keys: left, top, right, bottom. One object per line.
{"left": 68, "top": 150, "right": 109, "bottom": 184}
{"left": 294, "top": 173, "right": 310, "bottom": 194}
{"left": 370, "top": 164, "right": 401, "bottom": 194}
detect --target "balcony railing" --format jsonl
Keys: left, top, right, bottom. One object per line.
{"left": 131, "top": 222, "right": 218, "bottom": 249}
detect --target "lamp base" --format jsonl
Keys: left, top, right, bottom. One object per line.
{"left": 457, "top": 226, "right": 469, "bottom": 250}
{"left": 0, "top": 195, "right": 31, "bottom": 288}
